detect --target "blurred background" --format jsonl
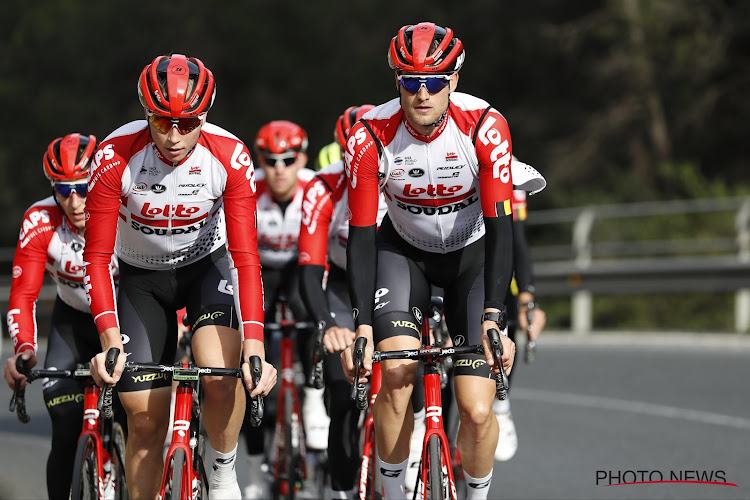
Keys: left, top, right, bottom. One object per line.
{"left": 1, "top": 0, "right": 749, "bottom": 334}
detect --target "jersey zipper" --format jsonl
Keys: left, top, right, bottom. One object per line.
{"left": 426, "top": 143, "right": 446, "bottom": 251}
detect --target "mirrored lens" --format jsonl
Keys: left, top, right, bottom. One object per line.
{"left": 148, "top": 114, "right": 202, "bottom": 134}
{"left": 399, "top": 76, "right": 451, "bottom": 94}
{"left": 54, "top": 183, "right": 88, "bottom": 198}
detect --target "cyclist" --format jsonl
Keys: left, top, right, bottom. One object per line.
{"left": 83, "top": 54, "right": 275, "bottom": 500}
{"left": 241, "top": 119, "right": 316, "bottom": 500}
{"left": 341, "top": 22, "right": 546, "bottom": 499}
{"left": 493, "top": 156, "right": 547, "bottom": 462}
{"left": 3, "top": 133, "right": 122, "bottom": 500}
{"left": 314, "top": 141, "right": 341, "bottom": 171}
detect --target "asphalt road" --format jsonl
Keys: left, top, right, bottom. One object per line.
{"left": 1, "top": 333, "right": 748, "bottom": 500}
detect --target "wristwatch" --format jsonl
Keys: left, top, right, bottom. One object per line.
{"left": 481, "top": 310, "right": 507, "bottom": 329}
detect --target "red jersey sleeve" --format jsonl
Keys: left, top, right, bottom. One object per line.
{"left": 345, "top": 122, "right": 381, "bottom": 227}
{"left": 83, "top": 141, "right": 127, "bottom": 333}
{"left": 298, "top": 176, "right": 336, "bottom": 267}
{"left": 475, "top": 110, "right": 514, "bottom": 218}
{"left": 221, "top": 142, "right": 264, "bottom": 341}
{"left": 6, "top": 204, "right": 58, "bottom": 353}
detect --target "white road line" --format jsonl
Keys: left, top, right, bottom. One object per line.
{"left": 513, "top": 388, "right": 750, "bottom": 430}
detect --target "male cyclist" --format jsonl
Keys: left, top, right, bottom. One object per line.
{"left": 83, "top": 54, "right": 275, "bottom": 500}
{"left": 241, "top": 120, "right": 317, "bottom": 500}
{"left": 341, "top": 23, "right": 545, "bottom": 499}
{"left": 3, "top": 133, "right": 122, "bottom": 500}
{"left": 493, "top": 157, "right": 547, "bottom": 462}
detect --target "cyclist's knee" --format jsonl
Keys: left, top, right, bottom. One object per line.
{"left": 202, "top": 375, "right": 241, "bottom": 402}
{"left": 457, "top": 396, "right": 494, "bottom": 435}
{"left": 127, "top": 409, "right": 170, "bottom": 444}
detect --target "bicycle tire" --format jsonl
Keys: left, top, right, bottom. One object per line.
{"left": 70, "top": 435, "right": 98, "bottom": 500}
{"left": 428, "top": 435, "right": 444, "bottom": 500}
{"left": 284, "top": 390, "right": 297, "bottom": 500}
{"left": 166, "top": 448, "right": 187, "bottom": 500}
{"left": 111, "top": 422, "right": 129, "bottom": 500}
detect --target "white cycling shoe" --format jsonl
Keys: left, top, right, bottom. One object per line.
{"left": 494, "top": 410, "right": 518, "bottom": 462}
{"left": 209, "top": 480, "right": 242, "bottom": 500}
{"left": 302, "top": 387, "right": 330, "bottom": 450}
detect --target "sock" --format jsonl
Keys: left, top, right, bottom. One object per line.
{"left": 211, "top": 444, "right": 238, "bottom": 485}
{"left": 493, "top": 397, "right": 510, "bottom": 415}
{"left": 463, "top": 469, "right": 493, "bottom": 500}
{"left": 377, "top": 455, "right": 408, "bottom": 500}
{"left": 413, "top": 408, "right": 425, "bottom": 424}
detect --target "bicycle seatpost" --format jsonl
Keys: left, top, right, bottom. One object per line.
{"left": 248, "top": 355, "right": 264, "bottom": 427}
{"left": 98, "top": 347, "right": 120, "bottom": 419}
{"left": 351, "top": 337, "right": 368, "bottom": 410}
{"left": 524, "top": 301, "right": 537, "bottom": 364}
{"left": 486, "top": 329, "right": 509, "bottom": 400}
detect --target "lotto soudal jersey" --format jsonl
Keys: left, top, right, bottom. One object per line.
{"left": 346, "top": 93, "right": 519, "bottom": 253}
{"left": 298, "top": 161, "right": 387, "bottom": 270}
{"left": 83, "top": 120, "right": 264, "bottom": 341}
{"left": 7, "top": 197, "right": 119, "bottom": 354}
{"left": 254, "top": 168, "right": 315, "bottom": 269}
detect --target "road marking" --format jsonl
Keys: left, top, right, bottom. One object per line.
{"left": 513, "top": 388, "right": 750, "bottom": 430}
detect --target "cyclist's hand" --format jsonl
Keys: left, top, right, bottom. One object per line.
{"left": 482, "top": 321, "right": 516, "bottom": 375}
{"left": 323, "top": 326, "right": 355, "bottom": 353}
{"left": 242, "top": 339, "right": 277, "bottom": 397}
{"left": 4, "top": 350, "right": 36, "bottom": 391}
{"left": 341, "top": 326, "right": 373, "bottom": 382}
{"left": 90, "top": 328, "right": 125, "bottom": 387}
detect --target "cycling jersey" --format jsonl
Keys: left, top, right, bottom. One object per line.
{"left": 254, "top": 167, "right": 315, "bottom": 269}
{"left": 7, "top": 197, "right": 119, "bottom": 354}
{"left": 346, "top": 93, "right": 545, "bottom": 327}
{"left": 83, "top": 120, "right": 264, "bottom": 341}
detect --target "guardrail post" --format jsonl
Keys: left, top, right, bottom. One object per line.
{"left": 571, "top": 208, "right": 596, "bottom": 335}
{"left": 736, "top": 200, "right": 750, "bottom": 333}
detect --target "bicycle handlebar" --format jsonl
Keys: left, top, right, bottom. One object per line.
{"left": 247, "top": 356, "right": 264, "bottom": 427}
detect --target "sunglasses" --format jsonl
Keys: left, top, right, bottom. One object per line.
{"left": 54, "top": 183, "right": 88, "bottom": 198}
{"left": 398, "top": 74, "right": 452, "bottom": 94}
{"left": 147, "top": 113, "right": 203, "bottom": 135}
{"left": 261, "top": 154, "right": 297, "bottom": 168}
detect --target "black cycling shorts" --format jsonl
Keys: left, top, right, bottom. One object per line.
{"left": 116, "top": 247, "right": 239, "bottom": 392}
{"left": 372, "top": 218, "right": 492, "bottom": 379}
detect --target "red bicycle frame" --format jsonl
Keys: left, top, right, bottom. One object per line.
{"left": 357, "top": 362, "right": 382, "bottom": 500}
{"left": 80, "top": 383, "right": 117, "bottom": 499}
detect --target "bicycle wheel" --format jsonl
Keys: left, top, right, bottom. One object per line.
{"left": 193, "top": 435, "right": 210, "bottom": 500}
{"left": 71, "top": 435, "right": 98, "bottom": 500}
{"left": 428, "top": 435, "right": 444, "bottom": 500}
{"left": 111, "top": 422, "right": 129, "bottom": 500}
{"left": 165, "top": 448, "right": 187, "bottom": 500}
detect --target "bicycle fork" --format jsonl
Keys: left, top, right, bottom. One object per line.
{"left": 160, "top": 384, "right": 198, "bottom": 499}
{"left": 420, "top": 366, "right": 458, "bottom": 500}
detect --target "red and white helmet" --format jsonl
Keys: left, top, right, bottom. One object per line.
{"left": 43, "top": 133, "right": 97, "bottom": 182}
{"left": 137, "top": 54, "right": 216, "bottom": 117}
{"left": 388, "top": 22, "right": 465, "bottom": 73}
{"left": 335, "top": 105, "right": 375, "bottom": 148}
{"left": 255, "top": 120, "right": 308, "bottom": 155}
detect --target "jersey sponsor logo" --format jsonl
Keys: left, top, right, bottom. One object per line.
{"left": 401, "top": 183, "right": 463, "bottom": 198}
{"left": 230, "top": 142, "right": 252, "bottom": 171}
{"left": 151, "top": 184, "right": 166, "bottom": 193}
{"left": 64, "top": 261, "right": 83, "bottom": 275}
{"left": 408, "top": 168, "right": 424, "bottom": 178}
{"left": 454, "top": 358, "right": 486, "bottom": 370}
{"left": 178, "top": 183, "right": 206, "bottom": 188}
{"left": 437, "top": 164, "right": 463, "bottom": 171}
{"left": 189, "top": 165, "right": 202, "bottom": 175}
{"left": 412, "top": 307, "right": 423, "bottom": 324}
{"left": 88, "top": 144, "right": 117, "bottom": 191}
{"left": 301, "top": 182, "right": 329, "bottom": 234}
{"left": 395, "top": 193, "right": 479, "bottom": 215}
{"left": 46, "top": 393, "right": 85, "bottom": 408}
{"left": 6, "top": 308, "right": 20, "bottom": 340}
{"left": 438, "top": 172, "right": 460, "bottom": 179}
{"left": 130, "top": 219, "right": 207, "bottom": 235}
{"left": 445, "top": 152, "right": 459, "bottom": 161}
{"left": 140, "top": 202, "right": 201, "bottom": 218}
{"left": 19, "top": 209, "right": 51, "bottom": 240}
{"left": 476, "top": 116, "right": 511, "bottom": 183}
{"left": 12, "top": 266, "right": 22, "bottom": 279}
{"left": 134, "top": 182, "right": 148, "bottom": 192}
{"left": 390, "top": 168, "right": 405, "bottom": 178}
{"left": 391, "top": 320, "right": 419, "bottom": 334}
{"left": 56, "top": 276, "right": 85, "bottom": 289}
{"left": 344, "top": 127, "right": 370, "bottom": 188}
{"left": 393, "top": 157, "right": 403, "bottom": 165}
{"left": 132, "top": 372, "right": 168, "bottom": 383}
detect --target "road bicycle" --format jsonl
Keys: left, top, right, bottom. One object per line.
{"left": 265, "top": 294, "right": 325, "bottom": 500}
{"left": 120, "top": 356, "right": 263, "bottom": 500}
{"left": 352, "top": 319, "right": 508, "bottom": 500}
{"left": 9, "top": 347, "right": 127, "bottom": 500}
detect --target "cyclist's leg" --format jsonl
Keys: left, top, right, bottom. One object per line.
{"left": 43, "top": 298, "right": 97, "bottom": 500}
{"left": 116, "top": 262, "right": 177, "bottom": 499}
{"left": 441, "top": 247, "right": 498, "bottom": 497}
{"left": 185, "top": 248, "right": 245, "bottom": 497}
{"left": 324, "top": 274, "right": 360, "bottom": 497}
{"left": 372, "top": 240, "right": 430, "bottom": 497}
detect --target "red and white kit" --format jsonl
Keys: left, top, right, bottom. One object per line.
{"left": 254, "top": 167, "right": 315, "bottom": 269}
{"left": 82, "top": 120, "right": 264, "bottom": 340}
{"left": 7, "top": 197, "right": 119, "bottom": 353}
